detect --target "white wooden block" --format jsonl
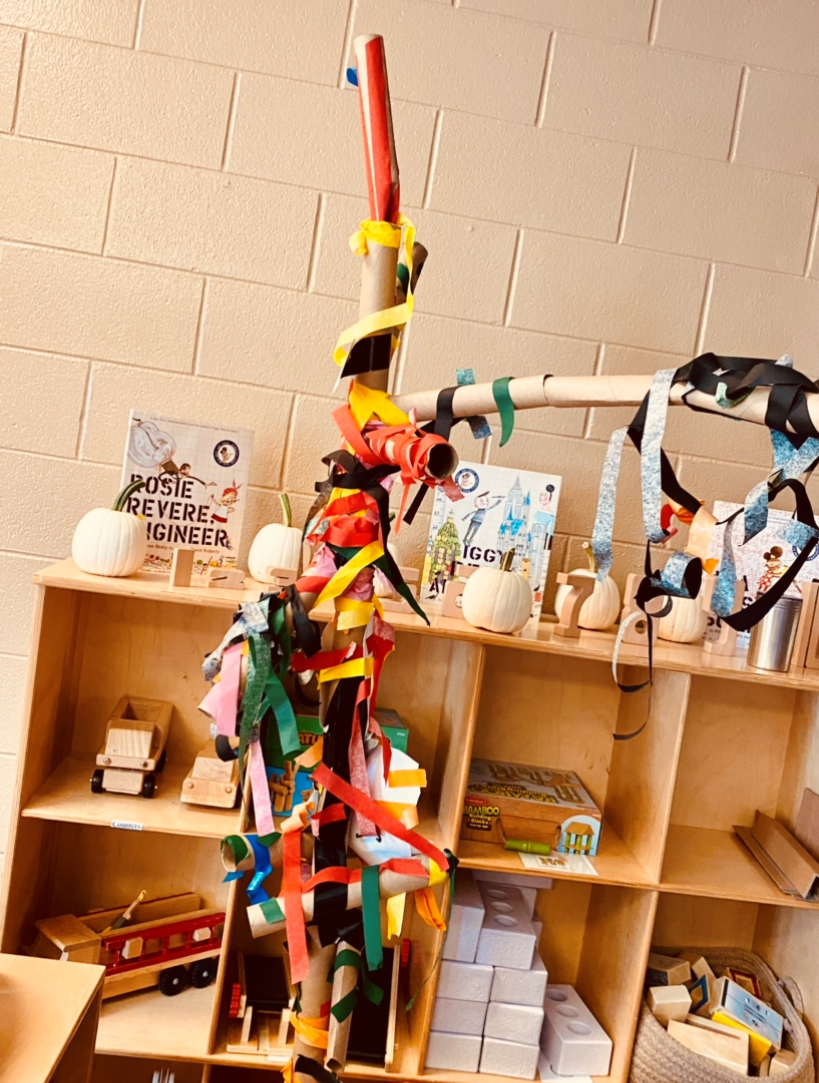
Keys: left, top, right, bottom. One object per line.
{"left": 491, "top": 953, "right": 548, "bottom": 1006}
{"left": 444, "top": 869, "right": 486, "bottom": 963}
{"left": 480, "top": 1036, "right": 540, "bottom": 1079}
{"left": 438, "top": 960, "right": 494, "bottom": 1002}
{"left": 476, "top": 885, "right": 537, "bottom": 970}
{"left": 426, "top": 1031, "right": 482, "bottom": 1073}
{"left": 647, "top": 985, "right": 692, "bottom": 1026}
{"left": 485, "top": 1002, "right": 545, "bottom": 1046}
{"left": 474, "top": 870, "right": 553, "bottom": 892}
{"left": 432, "top": 996, "right": 487, "bottom": 1036}
{"left": 540, "top": 985, "right": 613, "bottom": 1077}
{"left": 537, "top": 1056, "right": 592, "bottom": 1083}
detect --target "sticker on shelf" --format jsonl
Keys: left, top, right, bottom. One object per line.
{"left": 111, "top": 820, "right": 143, "bottom": 831}
{"left": 518, "top": 852, "right": 598, "bottom": 877}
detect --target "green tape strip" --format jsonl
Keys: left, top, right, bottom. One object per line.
{"left": 258, "top": 830, "right": 281, "bottom": 848}
{"left": 333, "top": 948, "right": 384, "bottom": 1006}
{"left": 492, "top": 376, "right": 515, "bottom": 447}
{"left": 330, "top": 987, "right": 358, "bottom": 1023}
{"left": 223, "top": 834, "right": 249, "bottom": 864}
{"left": 259, "top": 896, "right": 285, "bottom": 925}
{"left": 361, "top": 865, "right": 383, "bottom": 973}
{"left": 240, "top": 633, "right": 270, "bottom": 766}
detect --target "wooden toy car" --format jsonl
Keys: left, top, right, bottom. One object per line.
{"left": 91, "top": 695, "right": 171, "bottom": 798}
{"left": 29, "top": 892, "right": 224, "bottom": 999}
{"left": 181, "top": 743, "right": 240, "bottom": 808}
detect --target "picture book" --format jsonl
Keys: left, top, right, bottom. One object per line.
{"left": 420, "top": 461, "right": 562, "bottom": 620}
{"left": 706, "top": 500, "right": 819, "bottom": 645}
{"left": 120, "top": 411, "right": 253, "bottom": 575}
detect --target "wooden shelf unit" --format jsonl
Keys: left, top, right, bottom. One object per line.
{"left": 1, "top": 559, "right": 818, "bottom": 1083}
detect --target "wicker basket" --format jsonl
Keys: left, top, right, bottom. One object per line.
{"left": 629, "top": 948, "right": 815, "bottom": 1083}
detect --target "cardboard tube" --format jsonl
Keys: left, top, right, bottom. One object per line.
{"left": 354, "top": 238, "right": 399, "bottom": 393}
{"left": 247, "top": 859, "right": 435, "bottom": 938}
{"left": 325, "top": 939, "right": 361, "bottom": 1072}
{"left": 293, "top": 925, "right": 336, "bottom": 1082}
{"left": 391, "top": 371, "right": 819, "bottom": 432}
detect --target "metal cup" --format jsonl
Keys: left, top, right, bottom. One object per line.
{"left": 747, "top": 593, "right": 803, "bottom": 672}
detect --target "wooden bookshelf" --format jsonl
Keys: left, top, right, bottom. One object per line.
{"left": 2, "top": 559, "right": 818, "bottom": 1083}
{"left": 2, "top": 953, "right": 105, "bottom": 1083}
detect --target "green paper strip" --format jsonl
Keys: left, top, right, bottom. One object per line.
{"left": 492, "top": 376, "right": 515, "bottom": 447}
{"left": 330, "top": 987, "right": 358, "bottom": 1023}
{"left": 258, "top": 830, "right": 281, "bottom": 848}
{"left": 240, "top": 633, "right": 271, "bottom": 766}
{"left": 334, "top": 948, "right": 384, "bottom": 1006}
{"left": 223, "top": 834, "right": 249, "bottom": 864}
{"left": 361, "top": 865, "right": 383, "bottom": 973}
{"left": 260, "top": 896, "right": 285, "bottom": 925}
{"left": 262, "top": 669, "right": 300, "bottom": 761}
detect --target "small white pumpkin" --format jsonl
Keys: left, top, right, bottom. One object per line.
{"left": 248, "top": 494, "right": 302, "bottom": 584}
{"left": 554, "top": 542, "right": 620, "bottom": 630}
{"left": 72, "top": 479, "right": 147, "bottom": 577}
{"left": 658, "top": 592, "right": 708, "bottom": 643}
{"left": 461, "top": 550, "right": 533, "bottom": 634}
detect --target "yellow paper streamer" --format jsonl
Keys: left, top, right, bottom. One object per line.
{"left": 292, "top": 1015, "right": 330, "bottom": 1049}
{"left": 335, "top": 596, "right": 383, "bottom": 630}
{"left": 387, "top": 769, "right": 427, "bottom": 789}
{"left": 314, "top": 540, "right": 384, "bottom": 609}
{"left": 317, "top": 656, "right": 375, "bottom": 684}
{"left": 348, "top": 381, "right": 409, "bottom": 429}
{"left": 334, "top": 215, "right": 416, "bottom": 370}
{"left": 415, "top": 886, "right": 447, "bottom": 931}
{"left": 386, "top": 892, "right": 406, "bottom": 939}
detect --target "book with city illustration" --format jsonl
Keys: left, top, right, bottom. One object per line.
{"left": 419, "top": 461, "right": 562, "bottom": 620}
{"left": 120, "top": 410, "right": 253, "bottom": 575}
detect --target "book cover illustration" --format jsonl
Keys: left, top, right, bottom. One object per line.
{"left": 121, "top": 411, "right": 253, "bottom": 575}
{"left": 420, "top": 461, "right": 562, "bottom": 620}
{"left": 706, "top": 499, "right": 819, "bottom": 645}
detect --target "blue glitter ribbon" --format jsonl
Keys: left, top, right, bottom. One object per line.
{"left": 642, "top": 369, "right": 678, "bottom": 544}
{"left": 591, "top": 427, "right": 628, "bottom": 581}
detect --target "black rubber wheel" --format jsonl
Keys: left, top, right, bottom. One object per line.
{"left": 155, "top": 748, "right": 167, "bottom": 773}
{"left": 215, "top": 735, "right": 237, "bottom": 762}
{"left": 190, "top": 957, "right": 217, "bottom": 988}
{"left": 140, "top": 773, "right": 156, "bottom": 798}
{"left": 90, "top": 769, "right": 104, "bottom": 794}
{"left": 158, "top": 965, "right": 188, "bottom": 997}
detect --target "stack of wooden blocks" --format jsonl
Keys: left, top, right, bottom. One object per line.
{"left": 425, "top": 871, "right": 611, "bottom": 1080}
{"left": 646, "top": 951, "right": 794, "bottom": 1077}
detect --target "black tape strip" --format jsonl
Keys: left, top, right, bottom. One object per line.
{"left": 340, "top": 333, "right": 392, "bottom": 379}
{"left": 295, "top": 1055, "right": 342, "bottom": 1083}
{"left": 403, "top": 385, "right": 460, "bottom": 526}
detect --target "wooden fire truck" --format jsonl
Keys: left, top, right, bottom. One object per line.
{"left": 30, "top": 892, "right": 224, "bottom": 998}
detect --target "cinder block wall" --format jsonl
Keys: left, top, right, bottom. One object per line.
{"left": 1, "top": 0, "right": 817, "bottom": 867}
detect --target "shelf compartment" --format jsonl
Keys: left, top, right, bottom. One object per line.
{"left": 661, "top": 824, "right": 819, "bottom": 910}
{"left": 457, "top": 817, "right": 654, "bottom": 890}
{"left": 22, "top": 753, "right": 242, "bottom": 838}
{"left": 96, "top": 985, "right": 216, "bottom": 1061}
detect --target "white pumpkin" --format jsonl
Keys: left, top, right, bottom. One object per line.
{"left": 248, "top": 493, "right": 302, "bottom": 584}
{"left": 555, "top": 542, "right": 620, "bottom": 630}
{"left": 461, "top": 551, "right": 533, "bottom": 634}
{"left": 658, "top": 592, "right": 707, "bottom": 643}
{"left": 72, "top": 480, "right": 147, "bottom": 577}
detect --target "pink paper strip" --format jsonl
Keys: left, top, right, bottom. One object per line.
{"left": 249, "top": 739, "right": 276, "bottom": 839}
{"left": 216, "top": 642, "right": 242, "bottom": 737}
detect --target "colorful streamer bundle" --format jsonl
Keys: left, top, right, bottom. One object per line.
{"left": 590, "top": 353, "right": 819, "bottom": 690}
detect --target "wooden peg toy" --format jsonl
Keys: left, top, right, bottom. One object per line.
{"left": 169, "top": 547, "right": 194, "bottom": 587}
{"left": 441, "top": 564, "right": 477, "bottom": 619}
{"left": 618, "top": 572, "right": 661, "bottom": 647}
{"left": 206, "top": 566, "right": 246, "bottom": 589}
{"left": 554, "top": 571, "right": 596, "bottom": 638}
{"left": 701, "top": 577, "right": 744, "bottom": 657}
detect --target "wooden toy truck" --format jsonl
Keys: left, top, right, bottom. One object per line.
{"left": 180, "top": 742, "right": 240, "bottom": 808}
{"left": 91, "top": 695, "right": 171, "bottom": 798}
{"left": 29, "top": 892, "right": 224, "bottom": 998}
